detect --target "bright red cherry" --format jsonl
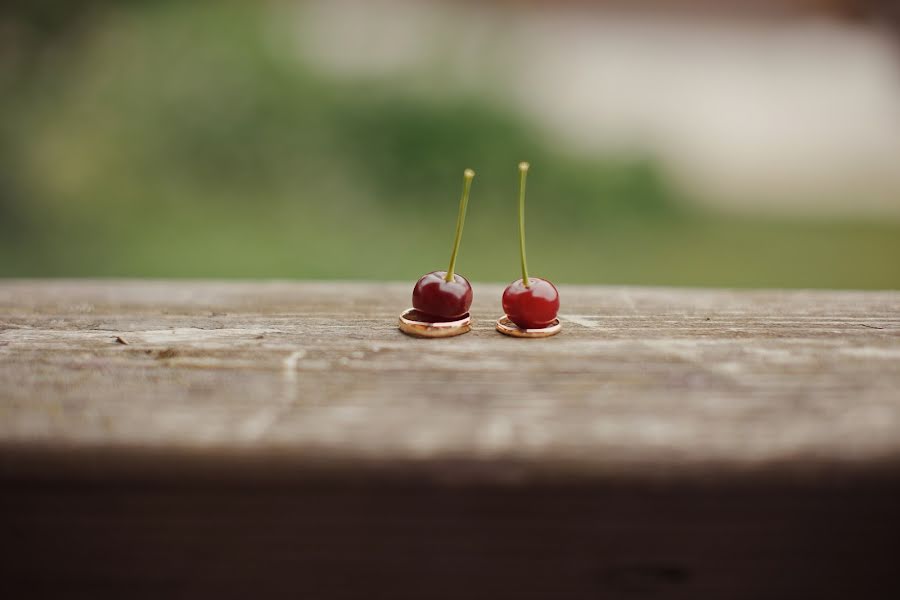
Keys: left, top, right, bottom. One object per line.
{"left": 503, "top": 277, "right": 559, "bottom": 329}
{"left": 502, "top": 162, "right": 560, "bottom": 329}
{"left": 410, "top": 169, "right": 475, "bottom": 320}
{"left": 413, "top": 271, "right": 472, "bottom": 319}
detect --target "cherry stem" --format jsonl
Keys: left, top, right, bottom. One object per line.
{"left": 518, "top": 161, "right": 530, "bottom": 288}
{"left": 445, "top": 168, "right": 475, "bottom": 282}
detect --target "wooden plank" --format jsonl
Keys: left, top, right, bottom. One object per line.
{"left": 1, "top": 280, "right": 899, "bottom": 598}
{"left": 1, "top": 280, "right": 898, "bottom": 477}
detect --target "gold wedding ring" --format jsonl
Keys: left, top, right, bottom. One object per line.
{"left": 399, "top": 308, "right": 471, "bottom": 338}
{"left": 495, "top": 315, "right": 561, "bottom": 338}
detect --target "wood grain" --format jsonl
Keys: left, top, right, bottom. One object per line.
{"left": 1, "top": 280, "right": 899, "bottom": 598}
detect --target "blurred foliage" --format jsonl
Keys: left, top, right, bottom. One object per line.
{"left": 1, "top": 0, "right": 898, "bottom": 288}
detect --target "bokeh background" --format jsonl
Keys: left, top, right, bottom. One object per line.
{"left": 2, "top": 0, "right": 899, "bottom": 288}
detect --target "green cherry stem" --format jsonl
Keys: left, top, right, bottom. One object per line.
{"left": 445, "top": 168, "right": 475, "bottom": 282}
{"left": 517, "top": 161, "right": 530, "bottom": 288}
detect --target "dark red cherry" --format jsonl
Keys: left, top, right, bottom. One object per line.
{"left": 502, "top": 277, "right": 559, "bottom": 329}
{"left": 407, "top": 169, "right": 474, "bottom": 322}
{"left": 413, "top": 271, "right": 473, "bottom": 320}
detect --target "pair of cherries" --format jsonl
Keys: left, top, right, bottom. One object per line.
{"left": 412, "top": 163, "right": 560, "bottom": 330}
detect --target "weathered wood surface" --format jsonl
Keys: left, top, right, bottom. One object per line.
{"left": 1, "top": 280, "right": 899, "bottom": 599}
{"left": 1, "top": 280, "right": 898, "bottom": 478}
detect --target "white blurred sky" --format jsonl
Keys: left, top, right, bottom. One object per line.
{"left": 290, "top": 0, "right": 900, "bottom": 220}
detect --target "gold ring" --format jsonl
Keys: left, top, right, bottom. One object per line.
{"left": 495, "top": 315, "right": 561, "bottom": 338}
{"left": 399, "top": 308, "right": 471, "bottom": 338}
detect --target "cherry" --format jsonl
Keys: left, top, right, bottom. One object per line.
{"left": 503, "top": 277, "right": 559, "bottom": 329}
{"left": 411, "top": 169, "right": 475, "bottom": 320}
{"left": 413, "top": 271, "right": 473, "bottom": 320}
{"left": 502, "top": 162, "right": 560, "bottom": 329}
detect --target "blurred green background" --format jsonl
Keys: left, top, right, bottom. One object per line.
{"left": 2, "top": 0, "right": 899, "bottom": 288}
